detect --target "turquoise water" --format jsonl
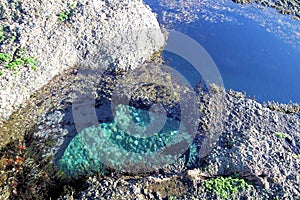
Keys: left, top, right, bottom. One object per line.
{"left": 145, "top": 0, "right": 300, "bottom": 103}
{"left": 57, "top": 104, "right": 193, "bottom": 177}
{"left": 56, "top": 1, "right": 300, "bottom": 177}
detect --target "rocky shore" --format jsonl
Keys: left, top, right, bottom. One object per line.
{"left": 0, "top": 0, "right": 299, "bottom": 200}
{"left": 232, "top": 0, "right": 300, "bottom": 20}
{"left": 0, "top": 63, "right": 299, "bottom": 199}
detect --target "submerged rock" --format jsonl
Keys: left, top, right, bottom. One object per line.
{"left": 1, "top": 61, "right": 299, "bottom": 199}
{"left": 57, "top": 104, "right": 191, "bottom": 177}
{"left": 0, "top": 1, "right": 299, "bottom": 199}
{"left": 17, "top": 63, "right": 299, "bottom": 199}
{"left": 75, "top": 87, "right": 300, "bottom": 199}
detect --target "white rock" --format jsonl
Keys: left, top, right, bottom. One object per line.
{"left": 0, "top": 0, "right": 165, "bottom": 121}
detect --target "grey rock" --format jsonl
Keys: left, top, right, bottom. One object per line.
{"left": 0, "top": 0, "right": 165, "bottom": 121}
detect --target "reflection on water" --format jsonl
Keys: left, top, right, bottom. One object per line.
{"left": 145, "top": 0, "right": 300, "bottom": 103}
{"left": 147, "top": 0, "right": 300, "bottom": 49}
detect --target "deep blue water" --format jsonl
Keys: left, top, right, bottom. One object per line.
{"left": 144, "top": 0, "right": 300, "bottom": 103}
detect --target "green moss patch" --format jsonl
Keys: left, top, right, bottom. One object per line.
{"left": 0, "top": 48, "right": 38, "bottom": 74}
{"left": 204, "top": 176, "right": 250, "bottom": 199}
{"left": 0, "top": 25, "right": 38, "bottom": 75}
{"left": 274, "top": 132, "right": 287, "bottom": 139}
{"left": 57, "top": 3, "right": 77, "bottom": 22}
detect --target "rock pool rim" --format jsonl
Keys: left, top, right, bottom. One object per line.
{"left": 71, "top": 29, "right": 225, "bottom": 174}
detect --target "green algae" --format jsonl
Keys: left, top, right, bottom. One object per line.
{"left": 204, "top": 176, "right": 250, "bottom": 199}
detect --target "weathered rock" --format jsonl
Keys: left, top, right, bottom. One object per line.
{"left": 0, "top": 0, "right": 165, "bottom": 122}
{"left": 232, "top": 0, "right": 300, "bottom": 20}
{"left": 0, "top": 1, "right": 299, "bottom": 199}
{"left": 10, "top": 67, "right": 298, "bottom": 199}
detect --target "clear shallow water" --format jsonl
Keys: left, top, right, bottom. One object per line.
{"left": 145, "top": 0, "right": 300, "bottom": 103}
{"left": 56, "top": 104, "right": 192, "bottom": 176}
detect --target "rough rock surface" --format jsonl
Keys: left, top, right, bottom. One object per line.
{"left": 1, "top": 64, "right": 298, "bottom": 199}
{"left": 232, "top": 0, "right": 300, "bottom": 20}
{"left": 0, "top": 1, "right": 299, "bottom": 199}
{"left": 0, "top": 0, "right": 165, "bottom": 121}
{"left": 71, "top": 88, "right": 300, "bottom": 200}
